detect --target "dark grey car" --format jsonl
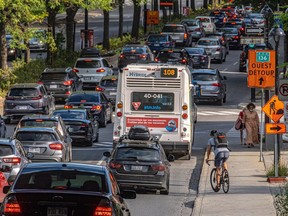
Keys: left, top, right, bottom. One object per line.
{"left": 191, "top": 68, "right": 227, "bottom": 105}
{"left": 97, "top": 75, "right": 118, "bottom": 110}
{"left": 3, "top": 83, "right": 55, "bottom": 124}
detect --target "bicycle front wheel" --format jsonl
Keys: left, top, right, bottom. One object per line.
{"left": 222, "top": 169, "right": 229, "bottom": 193}
{"left": 210, "top": 168, "right": 219, "bottom": 192}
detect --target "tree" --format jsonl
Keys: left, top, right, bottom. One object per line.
{"left": 118, "top": 0, "right": 124, "bottom": 38}
{"left": 131, "top": 0, "right": 142, "bottom": 39}
{"left": 280, "top": 12, "right": 288, "bottom": 73}
{"left": 103, "top": 9, "right": 110, "bottom": 50}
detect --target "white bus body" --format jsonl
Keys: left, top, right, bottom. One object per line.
{"left": 113, "top": 64, "right": 197, "bottom": 159}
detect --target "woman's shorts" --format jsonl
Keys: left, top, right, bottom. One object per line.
{"left": 215, "top": 151, "right": 230, "bottom": 167}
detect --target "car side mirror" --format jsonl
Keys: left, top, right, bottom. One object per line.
{"left": 3, "top": 185, "right": 10, "bottom": 194}
{"left": 103, "top": 151, "right": 111, "bottom": 157}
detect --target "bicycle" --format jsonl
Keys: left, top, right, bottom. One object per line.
{"left": 207, "top": 159, "right": 230, "bottom": 193}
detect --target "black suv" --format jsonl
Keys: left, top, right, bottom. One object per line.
{"left": 155, "top": 48, "right": 193, "bottom": 67}
{"left": 3, "top": 83, "right": 55, "bottom": 124}
{"left": 39, "top": 67, "right": 82, "bottom": 103}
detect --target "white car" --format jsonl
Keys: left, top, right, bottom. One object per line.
{"left": 195, "top": 16, "right": 216, "bottom": 34}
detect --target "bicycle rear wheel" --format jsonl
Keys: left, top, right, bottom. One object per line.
{"left": 210, "top": 168, "right": 220, "bottom": 192}
{"left": 222, "top": 169, "right": 229, "bottom": 193}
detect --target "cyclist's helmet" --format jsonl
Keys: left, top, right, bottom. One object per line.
{"left": 210, "top": 130, "right": 217, "bottom": 136}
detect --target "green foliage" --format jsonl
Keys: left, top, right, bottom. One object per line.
{"left": 0, "top": 68, "right": 16, "bottom": 92}
{"left": 266, "top": 163, "right": 288, "bottom": 177}
{"left": 96, "top": 34, "right": 133, "bottom": 54}
{"left": 275, "top": 183, "right": 288, "bottom": 216}
{"left": 280, "top": 13, "right": 288, "bottom": 32}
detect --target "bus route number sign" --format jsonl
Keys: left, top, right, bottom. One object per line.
{"left": 160, "top": 68, "right": 178, "bottom": 78}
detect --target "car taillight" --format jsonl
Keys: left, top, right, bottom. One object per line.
{"left": 184, "top": 33, "right": 188, "bottom": 39}
{"left": 91, "top": 105, "right": 102, "bottom": 111}
{"left": 65, "top": 91, "right": 71, "bottom": 95}
{"left": 95, "top": 86, "right": 105, "bottom": 92}
{"left": 81, "top": 123, "right": 88, "bottom": 127}
{"left": 140, "top": 54, "right": 147, "bottom": 59}
{"left": 181, "top": 58, "right": 187, "bottom": 63}
{"left": 240, "top": 27, "right": 244, "bottom": 31}
{"left": 37, "top": 81, "right": 43, "bottom": 84}
{"left": 2, "top": 157, "right": 21, "bottom": 164}
{"left": 109, "top": 161, "right": 122, "bottom": 169}
{"left": 31, "top": 95, "right": 42, "bottom": 100}
{"left": 117, "top": 112, "right": 122, "bottom": 117}
{"left": 155, "top": 58, "right": 159, "bottom": 62}
{"left": 233, "top": 36, "right": 239, "bottom": 39}
{"left": 119, "top": 54, "right": 125, "bottom": 58}
{"left": 223, "top": 17, "right": 227, "bottom": 22}
{"left": 194, "top": 28, "right": 200, "bottom": 31}
{"left": 49, "top": 143, "right": 63, "bottom": 150}
{"left": 73, "top": 68, "right": 79, "bottom": 73}
{"left": 182, "top": 113, "right": 188, "bottom": 119}
{"left": 94, "top": 206, "right": 112, "bottom": 216}
{"left": 64, "top": 105, "right": 73, "bottom": 109}
{"left": 151, "top": 164, "right": 166, "bottom": 171}
{"left": 201, "top": 56, "right": 205, "bottom": 60}
{"left": 63, "top": 80, "right": 73, "bottom": 86}
{"left": 96, "top": 68, "right": 105, "bottom": 73}
{"left": 212, "top": 83, "right": 221, "bottom": 87}
{"left": 4, "top": 196, "right": 21, "bottom": 214}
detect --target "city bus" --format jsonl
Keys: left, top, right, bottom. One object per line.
{"left": 113, "top": 63, "right": 197, "bottom": 159}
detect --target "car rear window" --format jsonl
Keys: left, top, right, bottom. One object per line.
{"left": 162, "top": 25, "right": 185, "bottom": 32}
{"left": 16, "top": 132, "right": 57, "bottom": 142}
{"left": 192, "top": 73, "right": 217, "bottom": 81}
{"left": 53, "top": 111, "right": 85, "bottom": 120}
{"left": 219, "top": 28, "right": 238, "bottom": 34}
{"left": 40, "top": 73, "right": 67, "bottom": 80}
{"left": 14, "top": 170, "right": 108, "bottom": 192}
{"left": 157, "top": 51, "right": 182, "bottom": 60}
{"left": 186, "top": 48, "right": 204, "bottom": 55}
{"left": 197, "top": 39, "right": 219, "bottom": 46}
{"left": 68, "top": 94, "right": 99, "bottom": 103}
{"left": 20, "top": 120, "right": 58, "bottom": 128}
{"left": 75, "top": 60, "right": 101, "bottom": 68}
{"left": 100, "top": 79, "right": 118, "bottom": 87}
{"left": 115, "top": 147, "right": 160, "bottom": 161}
{"left": 122, "top": 46, "right": 145, "bottom": 54}
{"left": 9, "top": 88, "right": 38, "bottom": 97}
{"left": 0, "top": 145, "right": 13, "bottom": 156}
{"left": 148, "top": 35, "right": 167, "bottom": 42}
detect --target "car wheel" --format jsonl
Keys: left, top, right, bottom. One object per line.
{"left": 223, "top": 53, "right": 226, "bottom": 62}
{"left": 223, "top": 94, "right": 227, "bottom": 103}
{"left": 216, "top": 98, "right": 223, "bottom": 106}
{"left": 160, "top": 178, "right": 170, "bottom": 195}
{"left": 87, "top": 138, "right": 93, "bottom": 147}
{"left": 107, "top": 111, "right": 112, "bottom": 124}
{"left": 95, "top": 133, "right": 99, "bottom": 142}
{"left": 217, "top": 57, "right": 223, "bottom": 64}
{"left": 99, "top": 112, "right": 107, "bottom": 128}
{"left": 239, "top": 64, "right": 244, "bottom": 72}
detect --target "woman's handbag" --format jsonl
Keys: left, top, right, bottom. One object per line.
{"left": 234, "top": 118, "right": 244, "bottom": 130}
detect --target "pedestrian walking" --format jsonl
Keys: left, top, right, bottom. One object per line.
{"left": 242, "top": 103, "right": 260, "bottom": 148}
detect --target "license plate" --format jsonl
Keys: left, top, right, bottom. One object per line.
{"left": 110, "top": 92, "right": 117, "bottom": 95}
{"left": 131, "top": 165, "right": 143, "bottom": 171}
{"left": 50, "top": 85, "right": 57, "bottom": 88}
{"left": 29, "top": 147, "right": 40, "bottom": 153}
{"left": 84, "top": 77, "right": 91, "bottom": 80}
{"left": 47, "top": 207, "right": 68, "bottom": 216}
{"left": 17, "top": 106, "right": 28, "bottom": 110}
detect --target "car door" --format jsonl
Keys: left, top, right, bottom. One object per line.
{"left": 100, "top": 93, "right": 111, "bottom": 120}
{"left": 217, "top": 69, "right": 226, "bottom": 96}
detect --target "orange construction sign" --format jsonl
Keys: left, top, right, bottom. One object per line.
{"left": 147, "top": 11, "right": 159, "bottom": 25}
{"left": 247, "top": 50, "right": 276, "bottom": 88}
{"left": 262, "top": 95, "right": 284, "bottom": 123}
{"left": 266, "top": 123, "right": 286, "bottom": 134}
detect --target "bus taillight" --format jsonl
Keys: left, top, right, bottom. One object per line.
{"left": 117, "top": 103, "right": 123, "bottom": 109}
{"left": 182, "top": 104, "right": 188, "bottom": 110}
{"left": 182, "top": 113, "right": 188, "bottom": 119}
{"left": 117, "top": 112, "right": 122, "bottom": 117}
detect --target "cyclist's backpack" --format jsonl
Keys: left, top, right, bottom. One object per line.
{"left": 214, "top": 132, "right": 229, "bottom": 148}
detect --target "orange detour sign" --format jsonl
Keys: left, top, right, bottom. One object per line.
{"left": 147, "top": 11, "right": 159, "bottom": 25}
{"left": 266, "top": 123, "right": 286, "bottom": 134}
{"left": 247, "top": 50, "right": 276, "bottom": 88}
{"left": 262, "top": 95, "right": 284, "bottom": 123}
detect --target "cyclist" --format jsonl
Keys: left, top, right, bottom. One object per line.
{"left": 206, "top": 130, "right": 230, "bottom": 189}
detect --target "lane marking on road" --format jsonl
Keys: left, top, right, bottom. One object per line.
{"left": 233, "top": 62, "right": 238, "bottom": 65}
{"left": 223, "top": 68, "right": 228, "bottom": 71}
{"left": 198, "top": 111, "right": 238, "bottom": 116}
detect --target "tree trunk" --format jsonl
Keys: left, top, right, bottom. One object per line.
{"left": 191, "top": 0, "right": 196, "bottom": 11}
{"left": 24, "top": 41, "right": 30, "bottom": 64}
{"left": 0, "top": 22, "right": 7, "bottom": 70}
{"left": 66, "top": 5, "right": 78, "bottom": 56}
{"left": 131, "top": 0, "right": 141, "bottom": 39}
{"left": 173, "top": 0, "right": 179, "bottom": 18}
{"left": 103, "top": 10, "right": 110, "bottom": 50}
{"left": 203, "top": 0, "right": 208, "bottom": 9}
{"left": 118, "top": 0, "right": 123, "bottom": 38}
{"left": 284, "top": 33, "right": 288, "bottom": 76}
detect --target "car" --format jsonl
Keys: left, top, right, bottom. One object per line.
{"left": 184, "top": 47, "right": 210, "bottom": 68}
{"left": 248, "top": 13, "right": 265, "bottom": 27}
{"left": 181, "top": 19, "right": 205, "bottom": 41}
{"left": 245, "top": 6, "right": 253, "bottom": 14}
{"left": 191, "top": 68, "right": 227, "bottom": 105}
{"left": 218, "top": 27, "right": 241, "bottom": 49}
{"left": 29, "top": 30, "right": 47, "bottom": 52}
{"left": 96, "top": 75, "right": 118, "bottom": 110}
{"left": 15, "top": 114, "right": 69, "bottom": 138}
{"left": 195, "top": 16, "right": 216, "bottom": 33}
{"left": 53, "top": 109, "right": 99, "bottom": 146}
{"left": 38, "top": 67, "right": 83, "bottom": 103}
{"left": 79, "top": 47, "right": 101, "bottom": 57}
{"left": 0, "top": 162, "right": 136, "bottom": 216}
{"left": 118, "top": 44, "right": 154, "bottom": 69}
{"left": 209, "top": 10, "right": 228, "bottom": 23}
{"left": 14, "top": 127, "right": 72, "bottom": 162}
{"left": 104, "top": 125, "right": 174, "bottom": 194}
{"left": 239, "top": 43, "right": 273, "bottom": 72}
{"left": 3, "top": 83, "right": 55, "bottom": 124}
{"left": 146, "top": 34, "right": 175, "bottom": 54}
{"left": 73, "top": 57, "right": 114, "bottom": 90}
{"left": 6, "top": 35, "right": 22, "bottom": 61}
{"left": 161, "top": 23, "right": 192, "bottom": 46}
{"left": 220, "top": 6, "right": 237, "bottom": 20}
{"left": 221, "top": 20, "right": 246, "bottom": 35}
{"left": 64, "top": 91, "right": 113, "bottom": 127}
{"left": 243, "top": 17, "right": 254, "bottom": 28}
{"left": 195, "top": 37, "right": 226, "bottom": 63}
{"left": 154, "top": 48, "right": 193, "bottom": 67}
{"left": 205, "top": 31, "right": 230, "bottom": 54}
{"left": 0, "top": 115, "right": 6, "bottom": 138}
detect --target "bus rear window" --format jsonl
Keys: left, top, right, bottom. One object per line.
{"left": 131, "top": 92, "right": 174, "bottom": 111}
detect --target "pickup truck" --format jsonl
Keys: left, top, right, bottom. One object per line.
{"left": 195, "top": 16, "right": 216, "bottom": 34}
{"left": 161, "top": 24, "right": 192, "bottom": 47}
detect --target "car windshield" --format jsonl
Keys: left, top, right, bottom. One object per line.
{"left": 122, "top": 46, "right": 145, "bottom": 54}
{"left": 14, "top": 170, "right": 108, "bottom": 192}
{"left": 75, "top": 60, "right": 101, "bottom": 68}
{"left": 40, "top": 73, "right": 67, "bottom": 81}
{"left": 186, "top": 48, "right": 204, "bottom": 55}
{"left": 157, "top": 52, "right": 182, "bottom": 60}
{"left": 0, "top": 145, "right": 13, "bottom": 156}
{"left": 162, "top": 25, "right": 185, "bottom": 32}
{"left": 115, "top": 147, "right": 160, "bottom": 161}
{"left": 53, "top": 111, "right": 85, "bottom": 120}
{"left": 68, "top": 94, "right": 99, "bottom": 103}
{"left": 249, "top": 14, "right": 263, "bottom": 18}
{"left": 219, "top": 28, "right": 238, "bottom": 34}
{"left": 16, "top": 132, "right": 57, "bottom": 142}
{"left": 9, "top": 88, "right": 38, "bottom": 97}
{"left": 100, "top": 79, "right": 118, "bottom": 87}
{"left": 20, "top": 120, "right": 58, "bottom": 127}
{"left": 148, "top": 36, "right": 168, "bottom": 42}
{"left": 192, "top": 73, "right": 217, "bottom": 81}
{"left": 197, "top": 40, "right": 219, "bottom": 46}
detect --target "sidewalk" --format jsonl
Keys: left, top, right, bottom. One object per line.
{"left": 192, "top": 113, "right": 288, "bottom": 215}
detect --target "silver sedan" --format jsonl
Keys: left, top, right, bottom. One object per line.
{"left": 195, "top": 37, "right": 227, "bottom": 63}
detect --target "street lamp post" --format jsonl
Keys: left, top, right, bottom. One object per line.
{"left": 269, "top": 26, "right": 286, "bottom": 177}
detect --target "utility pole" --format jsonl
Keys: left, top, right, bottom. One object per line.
{"left": 84, "top": 8, "right": 88, "bottom": 48}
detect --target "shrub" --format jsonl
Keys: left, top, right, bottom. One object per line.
{"left": 266, "top": 162, "right": 288, "bottom": 177}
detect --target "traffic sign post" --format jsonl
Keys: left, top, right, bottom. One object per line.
{"left": 266, "top": 123, "right": 286, "bottom": 134}
{"left": 278, "top": 79, "right": 288, "bottom": 101}
{"left": 240, "top": 37, "right": 265, "bottom": 45}
{"left": 147, "top": 11, "right": 159, "bottom": 25}
{"left": 262, "top": 95, "right": 284, "bottom": 123}
{"left": 248, "top": 50, "right": 276, "bottom": 88}
{"left": 245, "top": 27, "right": 265, "bottom": 35}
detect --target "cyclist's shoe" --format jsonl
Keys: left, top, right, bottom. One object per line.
{"left": 215, "top": 185, "right": 220, "bottom": 192}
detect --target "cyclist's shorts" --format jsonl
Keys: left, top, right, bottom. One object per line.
{"left": 215, "top": 151, "right": 229, "bottom": 167}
